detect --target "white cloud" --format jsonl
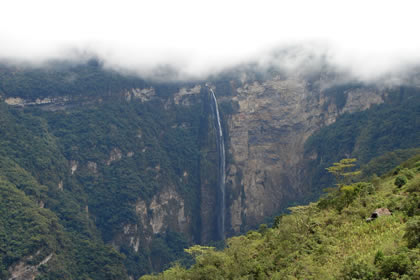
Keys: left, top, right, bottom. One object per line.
{"left": 1, "top": 0, "right": 420, "bottom": 80}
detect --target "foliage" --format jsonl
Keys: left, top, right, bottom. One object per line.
{"left": 326, "top": 158, "right": 361, "bottom": 186}
{"left": 340, "top": 257, "right": 375, "bottom": 280}
{"left": 0, "top": 63, "right": 210, "bottom": 278}
{"left": 404, "top": 216, "right": 420, "bottom": 248}
{"left": 304, "top": 86, "right": 420, "bottom": 199}
{"left": 362, "top": 148, "right": 420, "bottom": 178}
{"left": 0, "top": 61, "right": 148, "bottom": 99}
{"left": 0, "top": 171, "right": 128, "bottom": 279}
{"left": 395, "top": 175, "right": 408, "bottom": 188}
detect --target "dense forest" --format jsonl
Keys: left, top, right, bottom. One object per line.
{"left": 0, "top": 63, "right": 212, "bottom": 278}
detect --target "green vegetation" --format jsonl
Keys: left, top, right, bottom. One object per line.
{"left": 1, "top": 62, "right": 419, "bottom": 279}
{"left": 395, "top": 175, "right": 408, "bottom": 188}
{"left": 304, "top": 86, "right": 420, "bottom": 199}
{"left": 0, "top": 60, "right": 147, "bottom": 99}
{"left": 326, "top": 158, "right": 361, "bottom": 186}
{"left": 0, "top": 159, "right": 128, "bottom": 279}
{"left": 0, "top": 63, "right": 211, "bottom": 278}
{"left": 141, "top": 156, "right": 420, "bottom": 279}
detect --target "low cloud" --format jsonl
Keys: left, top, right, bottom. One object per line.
{"left": 1, "top": 0, "right": 420, "bottom": 83}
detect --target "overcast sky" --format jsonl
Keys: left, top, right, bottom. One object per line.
{"left": 1, "top": 0, "right": 419, "bottom": 79}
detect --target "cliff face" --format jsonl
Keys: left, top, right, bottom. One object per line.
{"left": 112, "top": 186, "right": 191, "bottom": 253}
{"left": 2, "top": 73, "right": 386, "bottom": 240}
{"left": 107, "top": 73, "right": 387, "bottom": 243}
{"left": 222, "top": 75, "right": 385, "bottom": 233}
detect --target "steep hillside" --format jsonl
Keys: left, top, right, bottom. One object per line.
{"left": 304, "top": 86, "right": 420, "bottom": 201}
{"left": 0, "top": 155, "right": 128, "bottom": 279}
{"left": 141, "top": 155, "right": 420, "bottom": 280}
{"left": 220, "top": 75, "right": 419, "bottom": 234}
{"left": 0, "top": 64, "right": 211, "bottom": 278}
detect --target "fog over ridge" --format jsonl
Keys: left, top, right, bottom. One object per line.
{"left": 1, "top": 0, "right": 420, "bottom": 83}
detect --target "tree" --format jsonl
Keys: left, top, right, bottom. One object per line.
{"left": 326, "top": 158, "right": 361, "bottom": 187}
{"left": 394, "top": 175, "right": 408, "bottom": 188}
{"left": 404, "top": 216, "right": 420, "bottom": 248}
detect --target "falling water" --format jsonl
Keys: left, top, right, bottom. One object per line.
{"left": 209, "top": 87, "right": 226, "bottom": 240}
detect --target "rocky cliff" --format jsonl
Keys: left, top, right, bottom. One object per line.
{"left": 221, "top": 75, "right": 385, "bottom": 233}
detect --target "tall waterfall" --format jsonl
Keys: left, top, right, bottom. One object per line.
{"left": 209, "top": 87, "right": 226, "bottom": 240}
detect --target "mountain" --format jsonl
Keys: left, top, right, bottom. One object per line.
{"left": 140, "top": 155, "right": 420, "bottom": 279}
{"left": 0, "top": 60, "right": 418, "bottom": 279}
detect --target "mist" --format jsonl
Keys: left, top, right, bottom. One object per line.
{"left": 1, "top": 0, "right": 420, "bottom": 82}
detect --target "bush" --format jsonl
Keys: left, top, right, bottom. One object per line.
{"left": 402, "top": 195, "right": 420, "bottom": 217}
{"left": 395, "top": 175, "right": 408, "bottom": 188}
{"left": 407, "top": 178, "right": 420, "bottom": 193}
{"left": 404, "top": 217, "right": 420, "bottom": 248}
{"left": 374, "top": 250, "right": 384, "bottom": 265}
{"left": 340, "top": 257, "right": 374, "bottom": 280}
{"left": 400, "top": 168, "right": 415, "bottom": 180}
{"left": 377, "top": 253, "right": 411, "bottom": 278}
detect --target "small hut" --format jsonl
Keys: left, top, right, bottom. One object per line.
{"left": 366, "top": 208, "right": 392, "bottom": 222}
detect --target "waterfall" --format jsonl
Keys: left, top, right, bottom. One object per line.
{"left": 209, "top": 87, "right": 226, "bottom": 240}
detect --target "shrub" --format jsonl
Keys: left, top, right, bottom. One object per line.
{"left": 407, "top": 178, "right": 420, "bottom": 193}
{"left": 404, "top": 217, "right": 420, "bottom": 248}
{"left": 340, "top": 257, "right": 374, "bottom": 280}
{"left": 374, "top": 250, "right": 384, "bottom": 265}
{"left": 377, "top": 253, "right": 411, "bottom": 278}
{"left": 355, "top": 182, "right": 375, "bottom": 196}
{"left": 400, "top": 168, "right": 415, "bottom": 180}
{"left": 393, "top": 167, "right": 402, "bottom": 175}
{"left": 395, "top": 175, "right": 408, "bottom": 188}
{"left": 402, "top": 195, "right": 420, "bottom": 217}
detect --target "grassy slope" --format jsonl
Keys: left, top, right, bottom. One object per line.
{"left": 141, "top": 156, "right": 420, "bottom": 279}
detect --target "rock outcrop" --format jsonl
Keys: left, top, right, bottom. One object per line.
{"left": 8, "top": 253, "right": 53, "bottom": 280}
{"left": 112, "top": 186, "right": 191, "bottom": 251}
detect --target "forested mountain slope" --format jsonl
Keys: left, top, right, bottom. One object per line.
{"left": 141, "top": 156, "right": 420, "bottom": 280}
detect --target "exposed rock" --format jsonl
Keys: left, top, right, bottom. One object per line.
{"left": 148, "top": 187, "right": 188, "bottom": 234}
{"left": 58, "top": 180, "right": 63, "bottom": 191}
{"left": 5, "top": 97, "right": 25, "bottom": 106}
{"left": 8, "top": 253, "right": 53, "bottom": 280}
{"left": 114, "top": 187, "right": 190, "bottom": 253}
{"left": 125, "top": 88, "right": 156, "bottom": 102}
{"left": 341, "top": 88, "right": 385, "bottom": 113}
{"left": 87, "top": 161, "right": 98, "bottom": 173}
{"left": 135, "top": 200, "right": 148, "bottom": 231}
{"left": 224, "top": 76, "right": 386, "bottom": 233}
{"left": 5, "top": 96, "right": 71, "bottom": 107}
{"left": 173, "top": 85, "right": 201, "bottom": 105}
{"left": 106, "top": 148, "right": 122, "bottom": 165}
{"left": 70, "top": 160, "right": 78, "bottom": 175}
